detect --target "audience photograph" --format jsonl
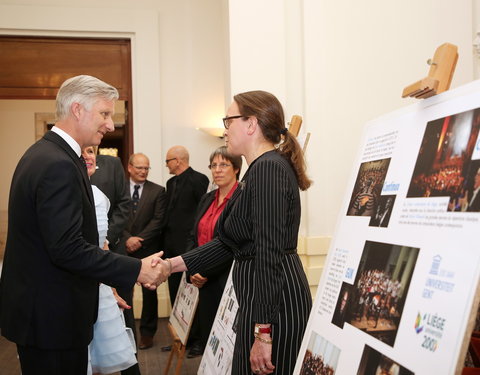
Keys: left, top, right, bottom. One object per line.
{"left": 339, "top": 241, "right": 419, "bottom": 347}
{"left": 408, "top": 109, "right": 480, "bottom": 199}
{"left": 299, "top": 332, "right": 340, "bottom": 375}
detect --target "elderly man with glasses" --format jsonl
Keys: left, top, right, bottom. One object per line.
{"left": 116, "top": 153, "right": 167, "bottom": 354}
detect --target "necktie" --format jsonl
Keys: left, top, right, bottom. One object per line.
{"left": 132, "top": 185, "right": 140, "bottom": 214}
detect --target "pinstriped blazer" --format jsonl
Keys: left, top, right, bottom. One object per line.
{"left": 183, "top": 150, "right": 303, "bottom": 322}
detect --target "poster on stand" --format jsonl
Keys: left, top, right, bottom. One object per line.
{"left": 169, "top": 272, "right": 199, "bottom": 345}
{"left": 294, "top": 80, "right": 480, "bottom": 375}
{"left": 198, "top": 264, "right": 239, "bottom": 375}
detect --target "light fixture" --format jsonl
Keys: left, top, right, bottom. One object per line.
{"left": 197, "top": 127, "right": 225, "bottom": 138}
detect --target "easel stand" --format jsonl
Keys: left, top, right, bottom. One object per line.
{"left": 402, "top": 43, "right": 458, "bottom": 99}
{"left": 163, "top": 323, "right": 187, "bottom": 375}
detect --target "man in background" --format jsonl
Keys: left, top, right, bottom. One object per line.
{"left": 162, "top": 146, "right": 209, "bottom": 305}
{"left": 120, "top": 153, "right": 167, "bottom": 350}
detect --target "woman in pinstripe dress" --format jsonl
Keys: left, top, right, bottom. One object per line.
{"left": 162, "top": 90, "right": 312, "bottom": 375}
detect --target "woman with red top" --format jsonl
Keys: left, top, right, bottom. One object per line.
{"left": 186, "top": 146, "right": 242, "bottom": 358}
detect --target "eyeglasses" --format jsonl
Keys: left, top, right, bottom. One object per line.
{"left": 131, "top": 165, "right": 151, "bottom": 171}
{"left": 222, "top": 115, "right": 244, "bottom": 129}
{"left": 165, "top": 158, "right": 177, "bottom": 164}
{"left": 208, "top": 163, "right": 232, "bottom": 170}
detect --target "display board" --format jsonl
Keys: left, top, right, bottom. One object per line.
{"left": 169, "top": 272, "right": 199, "bottom": 345}
{"left": 294, "top": 80, "right": 480, "bottom": 375}
{"left": 198, "top": 264, "right": 239, "bottom": 375}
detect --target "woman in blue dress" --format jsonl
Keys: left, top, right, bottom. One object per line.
{"left": 83, "top": 146, "right": 137, "bottom": 375}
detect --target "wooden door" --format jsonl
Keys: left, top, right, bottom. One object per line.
{"left": 0, "top": 36, "right": 133, "bottom": 164}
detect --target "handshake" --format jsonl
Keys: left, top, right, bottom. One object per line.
{"left": 137, "top": 251, "right": 172, "bottom": 290}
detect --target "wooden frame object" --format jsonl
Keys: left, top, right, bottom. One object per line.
{"left": 402, "top": 43, "right": 458, "bottom": 99}
{"left": 288, "top": 115, "right": 303, "bottom": 137}
{"left": 163, "top": 323, "right": 187, "bottom": 375}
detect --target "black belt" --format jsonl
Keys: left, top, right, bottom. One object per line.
{"left": 236, "top": 249, "right": 297, "bottom": 262}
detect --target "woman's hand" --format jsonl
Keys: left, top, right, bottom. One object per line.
{"left": 190, "top": 273, "right": 208, "bottom": 288}
{"left": 250, "top": 336, "right": 275, "bottom": 374}
{"left": 112, "top": 288, "right": 131, "bottom": 310}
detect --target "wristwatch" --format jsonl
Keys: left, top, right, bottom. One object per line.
{"left": 254, "top": 325, "right": 271, "bottom": 334}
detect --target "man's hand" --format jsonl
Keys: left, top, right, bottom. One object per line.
{"left": 137, "top": 251, "right": 170, "bottom": 290}
{"left": 126, "top": 236, "right": 144, "bottom": 253}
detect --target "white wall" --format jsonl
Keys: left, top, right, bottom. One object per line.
{"left": 304, "top": 0, "right": 474, "bottom": 237}
{"left": 227, "top": 0, "right": 476, "bottom": 240}
{"left": 0, "top": 100, "right": 55, "bottom": 209}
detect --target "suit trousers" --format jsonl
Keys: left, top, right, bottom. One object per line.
{"left": 140, "top": 286, "right": 158, "bottom": 337}
{"left": 17, "top": 344, "right": 88, "bottom": 375}
{"left": 116, "top": 286, "right": 141, "bottom": 375}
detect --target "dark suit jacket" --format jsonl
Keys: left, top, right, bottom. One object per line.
{"left": 120, "top": 180, "right": 167, "bottom": 259}
{"left": 162, "top": 167, "right": 209, "bottom": 257}
{"left": 0, "top": 131, "right": 140, "bottom": 350}
{"left": 90, "top": 155, "right": 130, "bottom": 248}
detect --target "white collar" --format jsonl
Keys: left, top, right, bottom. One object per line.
{"left": 51, "top": 126, "right": 81, "bottom": 157}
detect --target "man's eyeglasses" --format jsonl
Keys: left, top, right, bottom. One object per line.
{"left": 208, "top": 163, "right": 232, "bottom": 170}
{"left": 222, "top": 115, "right": 244, "bottom": 129}
{"left": 165, "top": 158, "right": 177, "bottom": 164}
{"left": 131, "top": 165, "right": 151, "bottom": 171}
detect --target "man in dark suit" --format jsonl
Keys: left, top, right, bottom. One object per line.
{"left": 90, "top": 154, "right": 131, "bottom": 251}
{"left": 0, "top": 75, "right": 167, "bottom": 375}
{"left": 90, "top": 153, "right": 141, "bottom": 375}
{"left": 162, "top": 146, "right": 209, "bottom": 305}
{"left": 121, "top": 153, "right": 167, "bottom": 350}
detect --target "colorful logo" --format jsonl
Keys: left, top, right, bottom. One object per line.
{"left": 414, "top": 312, "right": 424, "bottom": 334}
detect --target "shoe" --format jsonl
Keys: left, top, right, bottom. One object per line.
{"left": 139, "top": 336, "right": 153, "bottom": 350}
{"left": 187, "top": 344, "right": 204, "bottom": 358}
{"left": 160, "top": 345, "right": 172, "bottom": 352}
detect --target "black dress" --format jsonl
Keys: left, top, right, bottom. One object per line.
{"left": 182, "top": 150, "right": 312, "bottom": 375}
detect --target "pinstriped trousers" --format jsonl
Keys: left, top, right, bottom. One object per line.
{"left": 231, "top": 254, "right": 312, "bottom": 375}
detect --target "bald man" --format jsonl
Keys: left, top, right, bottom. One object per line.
{"left": 162, "top": 146, "right": 209, "bottom": 305}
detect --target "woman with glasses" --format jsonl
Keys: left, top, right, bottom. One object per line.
{"left": 185, "top": 146, "right": 242, "bottom": 358}
{"left": 159, "top": 90, "right": 312, "bottom": 375}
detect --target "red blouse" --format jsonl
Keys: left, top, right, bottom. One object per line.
{"left": 196, "top": 182, "right": 238, "bottom": 246}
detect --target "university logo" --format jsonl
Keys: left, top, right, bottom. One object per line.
{"left": 414, "top": 312, "right": 424, "bottom": 334}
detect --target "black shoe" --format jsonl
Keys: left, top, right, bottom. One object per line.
{"left": 161, "top": 345, "right": 172, "bottom": 352}
{"left": 187, "top": 344, "right": 204, "bottom": 358}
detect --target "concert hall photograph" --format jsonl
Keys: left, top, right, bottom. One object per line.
{"left": 407, "top": 108, "right": 480, "bottom": 200}
{"left": 299, "top": 331, "right": 340, "bottom": 375}
{"left": 356, "top": 345, "right": 414, "bottom": 375}
{"left": 347, "top": 158, "right": 391, "bottom": 217}
{"left": 342, "top": 241, "right": 420, "bottom": 347}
